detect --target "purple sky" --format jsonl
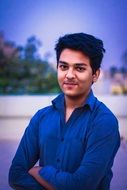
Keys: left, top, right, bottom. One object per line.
{"left": 0, "top": 0, "right": 127, "bottom": 69}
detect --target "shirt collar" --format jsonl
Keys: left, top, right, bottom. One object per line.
{"left": 52, "top": 93, "right": 65, "bottom": 110}
{"left": 84, "top": 90, "right": 96, "bottom": 111}
{"left": 52, "top": 90, "right": 96, "bottom": 111}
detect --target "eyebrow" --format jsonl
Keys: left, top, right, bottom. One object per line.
{"left": 58, "top": 61, "right": 87, "bottom": 66}
{"left": 58, "top": 61, "right": 68, "bottom": 65}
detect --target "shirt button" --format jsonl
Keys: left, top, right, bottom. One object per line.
{"left": 61, "top": 137, "right": 64, "bottom": 142}
{"left": 56, "top": 158, "right": 60, "bottom": 162}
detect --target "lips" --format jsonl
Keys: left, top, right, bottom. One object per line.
{"left": 64, "top": 81, "right": 78, "bottom": 85}
{"left": 63, "top": 81, "right": 78, "bottom": 88}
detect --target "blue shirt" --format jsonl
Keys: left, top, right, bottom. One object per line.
{"left": 9, "top": 91, "right": 120, "bottom": 190}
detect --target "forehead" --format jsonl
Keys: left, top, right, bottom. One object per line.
{"left": 59, "top": 48, "right": 90, "bottom": 65}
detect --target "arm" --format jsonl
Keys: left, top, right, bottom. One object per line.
{"left": 28, "top": 166, "right": 55, "bottom": 190}
{"left": 8, "top": 111, "right": 45, "bottom": 190}
{"left": 38, "top": 114, "right": 120, "bottom": 190}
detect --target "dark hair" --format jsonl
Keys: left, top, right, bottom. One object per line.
{"left": 55, "top": 33, "right": 105, "bottom": 73}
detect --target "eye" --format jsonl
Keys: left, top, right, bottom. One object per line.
{"left": 76, "top": 66, "right": 86, "bottom": 72}
{"left": 59, "top": 64, "right": 68, "bottom": 70}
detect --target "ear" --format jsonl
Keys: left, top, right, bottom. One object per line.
{"left": 92, "top": 69, "right": 100, "bottom": 83}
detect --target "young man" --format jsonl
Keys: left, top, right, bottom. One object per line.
{"left": 9, "top": 33, "right": 120, "bottom": 190}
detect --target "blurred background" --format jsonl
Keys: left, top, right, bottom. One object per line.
{"left": 0, "top": 0, "right": 127, "bottom": 189}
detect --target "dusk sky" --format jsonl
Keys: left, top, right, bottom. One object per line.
{"left": 0, "top": 0, "right": 127, "bottom": 69}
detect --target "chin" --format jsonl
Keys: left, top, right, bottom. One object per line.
{"left": 64, "top": 91, "right": 80, "bottom": 98}
{"left": 64, "top": 89, "right": 88, "bottom": 99}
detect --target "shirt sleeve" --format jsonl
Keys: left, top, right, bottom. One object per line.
{"left": 39, "top": 114, "right": 120, "bottom": 190}
{"left": 8, "top": 110, "right": 45, "bottom": 190}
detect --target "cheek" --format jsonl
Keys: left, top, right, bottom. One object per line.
{"left": 57, "top": 72, "right": 61, "bottom": 81}
{"left": 57, "top": 72, "right": 64, "bottom": 85}
{"left": 57, "top": 70, "right": 65, "bottom": 79}
{"left": 78, "top": 74, "right": 93, "bottom": 84}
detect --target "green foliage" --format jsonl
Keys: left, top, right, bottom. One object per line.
{"left": 0, "top": 34, "right": 60, "bottom": 94}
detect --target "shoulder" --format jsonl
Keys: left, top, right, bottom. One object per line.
{"left": 98, "top": 101, "right": 117, "bottom": 121}
{"left": 94, "top": 98, "right": 117, "bottom": 120}
{"left": 27, "top": 105, "right": 54, "bottom": 130}
{"left": 92, "top": 99, "right": 119, "bottom": 133}
{"left": 31, "top": 105, "right": 54, "bottom": 122}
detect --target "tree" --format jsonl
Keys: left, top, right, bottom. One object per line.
{"left": 24, "top": 36, "right": 42, "bottom": 60}
{"left": 122, "top": 51, "right": 127, "bottom": 66}
{"left": 0, "top": 32, "right": 60, "bottom": 94}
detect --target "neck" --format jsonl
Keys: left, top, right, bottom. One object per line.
{"left": 65, "top": 91, "right": 90, "bottom": 110}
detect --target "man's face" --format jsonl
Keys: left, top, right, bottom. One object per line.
{"left": 57, "top": 48, "right": 99, "bottom": 99}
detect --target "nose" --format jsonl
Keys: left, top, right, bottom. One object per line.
{"left": 66, "top": 68, "right": 75, "bottom": 79}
